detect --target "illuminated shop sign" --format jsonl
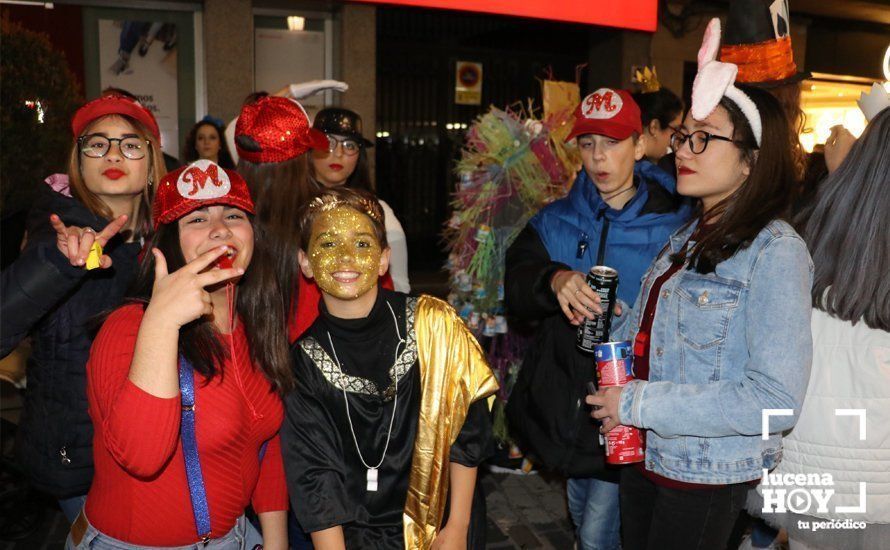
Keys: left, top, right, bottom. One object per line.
{"left": 351, "top": 0, "right": 658, "bottom": 32}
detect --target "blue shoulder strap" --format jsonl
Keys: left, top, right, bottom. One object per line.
{"left": 179, "top": 356, "right": 212, "bottom": 542}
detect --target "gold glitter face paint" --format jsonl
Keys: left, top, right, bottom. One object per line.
{"left": 307, "top": 207, "right": 383, "bottom": 299}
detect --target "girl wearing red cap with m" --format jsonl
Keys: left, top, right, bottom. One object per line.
{"left": 1, "top": 94, "right": 164, "bottom": 521}
{"left": 71, "top": 160, "right": 292, "bottom": 549}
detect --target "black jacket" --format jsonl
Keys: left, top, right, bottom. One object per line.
{"left": 503, "top": 225, "right": 615, "bottom": 479}
{"left": 1, "top": 185, "right": 140, "bottom": 497}
{"left": 504, "top": 178, "right": 685, "bottom": 478}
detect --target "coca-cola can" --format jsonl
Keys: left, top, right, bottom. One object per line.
{"left": 576, "top": 266, "right": 618, "bottom": 353}
{"left": 603, "top": 424, "right": 645, "bottom": 464}
{"left": 594, "top": 340, "right": 643, "bottom": 465}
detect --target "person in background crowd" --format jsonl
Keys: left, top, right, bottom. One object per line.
{"left": 235, "top": 95, "right": 397, "bottom": 343}
{"left": 630, "top": 72, "right": 684, "bottom": 165}
{"left": 588, "top": 19, "right": 813, "bottom": 550}
{"left": 182, "top": 115, "right": 235, "bottom": 169}
{"left": 71, "top": 161, "right": 290, "bottom": 549}
{"left": 280, "top": 188, "right": 497, "bottom": 549}
{"left": 719, "top": 0, "right": 811, "bottom": 254}
{"left": 309, "top": 107, "right": 410, "bottom": 293}
{"left": 505, "top": 87, "right": 690, "bottom": 550}
{"left": 0, "top": 94, "right": 163, "bottom": 522}
{"left": 235, "top": 93, "right": 336, "bottom": 347}
{"left": 755, "top": 106, "right": 890, "bottom": 550}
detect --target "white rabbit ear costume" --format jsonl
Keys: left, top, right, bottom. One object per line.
{"left": 690, "top": 18, "right": 763, "bottom": 147}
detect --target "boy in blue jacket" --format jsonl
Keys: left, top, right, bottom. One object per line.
{"left": 505, "top": 88, "right": 690, "bottom": 549}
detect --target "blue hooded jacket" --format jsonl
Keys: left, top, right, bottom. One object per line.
{"left": 529, "top": 160, "right": 691, "bottom": 305}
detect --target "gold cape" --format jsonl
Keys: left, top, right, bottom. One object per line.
{"left": 403, "top": 295, "right": 499, "bottom": 549}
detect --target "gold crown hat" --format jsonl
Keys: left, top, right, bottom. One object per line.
{"left": 632, "top": 66, "right": 661, "bottom": 93}
{"left": 308, "top": 194, "right": 383, "bottom": 223}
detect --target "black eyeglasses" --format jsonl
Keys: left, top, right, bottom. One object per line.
{"left": 670, "top": 130, "right": 750, "bottom": 155}
{"left": 327, "top": 136, "right": 361, "bottom": 156}
{"left": 78, "top": 134, "right": 149, "bottom": 160}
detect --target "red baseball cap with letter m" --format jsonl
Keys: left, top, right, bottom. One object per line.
{"left": 566, "top": 88, "right": 642, "bottom": 142}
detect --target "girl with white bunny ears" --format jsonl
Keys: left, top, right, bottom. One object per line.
{"left": 586, "top": 17, "right": 814, "bottom": 549}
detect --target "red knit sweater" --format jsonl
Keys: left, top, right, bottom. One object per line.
{"left": 84, "top": 304, "right": 287, "bottom": 546}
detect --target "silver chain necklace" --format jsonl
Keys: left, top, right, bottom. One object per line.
{"left": 326, "top": 301, "right": 406, "bottom": 492}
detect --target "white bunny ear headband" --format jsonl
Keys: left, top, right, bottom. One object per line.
{"left": 691, "top": 18, "right": 763, "bottom": 147}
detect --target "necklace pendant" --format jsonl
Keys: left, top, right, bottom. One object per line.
{"left": 367, "top": 467, "right": 379, "bottom": 492}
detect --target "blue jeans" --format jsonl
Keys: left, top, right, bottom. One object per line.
{"left": 58, "top": 495, "right": 87, "bottom": 523}
{"left": 65, "top": 512, "right": 262, "bottom": 549}
{"left": 566, "top": 477, "right": 621, "bottom": 550}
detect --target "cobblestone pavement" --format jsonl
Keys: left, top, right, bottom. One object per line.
{"left": 482, "top": 471, "right": 576, "bottom": 549}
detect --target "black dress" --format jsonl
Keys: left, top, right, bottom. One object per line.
{"left": 281, "top": 289, "right": 492, "bottom": 548}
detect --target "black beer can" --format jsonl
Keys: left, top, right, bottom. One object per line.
{"left": 576, "top": 266, "right": 619, "bottom": 353}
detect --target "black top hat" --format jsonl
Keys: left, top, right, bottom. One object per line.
{"left": 312, "top": 108, "right": 375, "bottom": 148}
{"left": 720, "top": 0, "right": 810, "bottom": 88}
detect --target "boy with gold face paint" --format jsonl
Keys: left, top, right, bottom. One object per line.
{"left": 299, "top": 205, "right": 389, "bottom": 304}
{"left": 282, "top": 188, "right": 499, "bottom": 550}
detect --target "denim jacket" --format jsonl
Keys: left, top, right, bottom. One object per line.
{"left": 612, "top": 219, "right": 814, "bottom": 484}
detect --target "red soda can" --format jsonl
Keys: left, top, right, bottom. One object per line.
{"left": 594, "top": 341, "right": 644, "bottom": 465}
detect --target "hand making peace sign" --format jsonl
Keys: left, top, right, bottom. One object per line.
{"left": 49, "top": 213, "right": 129, "bottom": 269}
{"left": 146, "top": 245, "right": 244, "bottom": 329}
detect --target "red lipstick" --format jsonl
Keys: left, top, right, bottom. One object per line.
{"left": 678, "top": 167, "right": 697, "bottom": 176}
{"left": 329, "top": 163, "right": 343, "bottom": 171}
{"left": 103, "top": 168, "right": 126, "bottom": 180}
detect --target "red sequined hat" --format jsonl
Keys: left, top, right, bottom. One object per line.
{"left": 235, "top": 96, "right": 329, "bottom": 164}
{"left": 566, "top": 88, "right": 642, "bottom": 142}
{"left": 153, "top": 160, "right": 255, "bottom": 228}
{"left": 71, "top": 94, "right": 160, "bottom": 140}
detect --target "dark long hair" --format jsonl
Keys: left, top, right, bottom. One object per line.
{"left": 768, "top": 82, "right": 807, "bottom": 183}
{"left": 678, "top": 85, "right": 797, "bottom": 273}
{"left": 127, "top": 219, "right": 294, "bottom": 392}
{"left": 237, "top": 154, "right": 314, "bottom": 323}
{"left": 795, "top": 107, "right": 890, "bottom": 331}
{"left": 182, "top": 120, "right": 235, "bottom": 169}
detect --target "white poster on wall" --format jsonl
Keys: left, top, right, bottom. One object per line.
{"left": 98, "top": 19, "right": 179, "bottom": 156}
{"left": 255, "top": 29, "right": 326, "bottom": 117}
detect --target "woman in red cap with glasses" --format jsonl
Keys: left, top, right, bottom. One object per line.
{"left": 70, "top": 160, "right": 291, "bottom": 549}
{"left": 1, "top": 93, "right": 164, "bottom": 521}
